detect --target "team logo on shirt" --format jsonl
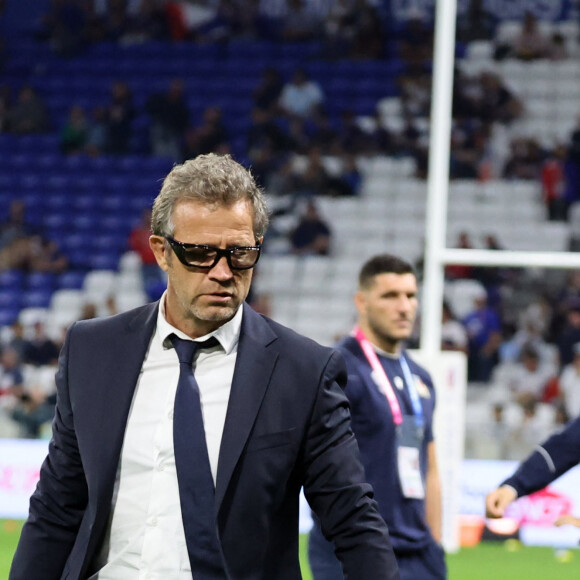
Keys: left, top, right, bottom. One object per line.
{"left": 414, "top": 376, "right": 431, "bottom": 398}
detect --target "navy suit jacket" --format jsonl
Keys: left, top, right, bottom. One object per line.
{"left": 10, "top": 302, "right": 398, "bottom": 580}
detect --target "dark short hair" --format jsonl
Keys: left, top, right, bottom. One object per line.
{"left": 358, "top": 254, "right": 415, "bottom": 289}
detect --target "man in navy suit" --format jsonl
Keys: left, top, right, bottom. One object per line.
{"left": 308, "top": 254, "right": 446, "bottom": 580}
{"left": 10, "top": 154, "right": 399, "bottom": 580}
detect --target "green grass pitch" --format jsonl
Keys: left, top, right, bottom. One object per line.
{"left": 2, "top": 521, "right": 578, "bottom": 579}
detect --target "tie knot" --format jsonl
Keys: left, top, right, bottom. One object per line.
{"left": 170, "top": 334, "right": 219, "bottom": 365}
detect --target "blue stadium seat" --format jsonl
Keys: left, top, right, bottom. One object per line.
{"left": 57, "top": 271, "right": 86, "bottom": 290}
{"left": 101, "top": 215, "right": 130, "bottom": 234}
{"left": 71, "top": 194, "right": 103, "bottom": 214}
{"left": 58, "top": 232, "right": 94, "bottom": 255}
{"left": 0, "top": 308, "right": 19, "bottom": 326}
{"left": 46, "top": 194, "right": 73, "bottom": 212}
{"left": 21, "top": 289, "right": 52, "bottom": 309}
{"left": 71, "top": 214, "right": 101, "bottom": 232}
{"left": 26, "top": 272, "right": 56, "bottom": 291}
{"left": 0, "top": 270, "right": 24, "bottom": 289}
{"left": 92, "top": 233, "right": 128, "bottom": 253}
{"left": 89, "top": 252, "right": 120, "bottom": 271}
{"left": 0, "top": 288, "right": 21, "bottom": 309}
{"left": 43, "top": 212, "right": 70, "bottom": 231}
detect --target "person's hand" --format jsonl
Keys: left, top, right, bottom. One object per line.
{"left": 554, "top": 514, "right": 580, "bottom": 528}
{"left": 485, "top": 485, "right": 517, "bottom": 518}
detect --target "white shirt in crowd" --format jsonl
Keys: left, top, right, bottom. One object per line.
{"left": 559, "top": 363, "right": 580, "bottom": 420}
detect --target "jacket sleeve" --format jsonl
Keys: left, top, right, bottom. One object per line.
{"left": 502, "top": 416, "right": 580, "bottom": 497}
{"left": 10, "top": 325, "right": 88, "bottom": 580}
{"left": 302, "top": 350, "right": 400, "bottom": 580}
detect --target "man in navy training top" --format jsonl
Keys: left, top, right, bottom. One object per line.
{"left": 308, "top": 253, "right": 447, "bottom": 580}
{"left": 486, "top": 414, "right": 580, "bottom": 527}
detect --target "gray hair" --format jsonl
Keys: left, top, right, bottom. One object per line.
{"left": 151, "top": 153, "right": 269, "bottom": 239}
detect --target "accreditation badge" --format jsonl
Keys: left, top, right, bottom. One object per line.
{"left": 396, "top": 415, "right": 425, "bottom": 499}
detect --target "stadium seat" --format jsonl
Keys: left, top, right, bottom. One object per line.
{"left": 0, "top": 270, "right": 24, "bottom": 289}
{"left": 57, "top": 271, "right": 86, "bottom": 290}
{"left": 21, "top": 289, "right": 53, "bottom": 309}
{"left": 25, "top": 272, "right": 56, "bottom": 291}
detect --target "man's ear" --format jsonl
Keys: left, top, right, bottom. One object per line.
{"left": 149, "top": 235, "right": 169, "bottom": 272}
{"left": 354, "top": 290, "right": 366, "bottom": 316}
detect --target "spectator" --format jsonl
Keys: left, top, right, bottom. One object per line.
{"left": 321, "top": 0, "right": 357, "bottom": 59}
{"left": 121, "top": 0, "right": 170, "bottom": 44}
{"left": 0, "top": 85, "right": 11, "bottom": 132}
{"left": 548, "top": 31, "right": 568, "bottom": 61}
{"left": 541, "top": 145, "right": 567, "bottom": 221}
{"left": 22, "top": 322, "right": 60, "bottom": 367}
{"left": 5, "top": 321, "right": 27, "bottom": 361}
{"left": 279, "top": 68, "right": 324, "bottom": 120}
{"left": 253, "top": 66, "right": 283, "bottom": 113}
{"left": 445, "top": 231, "right": 475, "bottom": 280}
{"left": 290, "top": 200, "right": 332, "bottom": 256}
{"left": 247, "top": 107, "right": 290, "bottom": 157}
{"left": 331, "top": 153, "right": 362, "bottom": 197}
{"left": 279, "top": 0, "right": 322, "bottom": 42}
{"left": 0, "top": 35, "right": 6, "bottom": 73}
{"left": 0, "top": 346, "right": 25, "bottom": 434}
{"left": 105, "top": 81, "right": 135, "bottom": 154}
{"left": 477, "top": 72, "right": 522, "bottom": 125}
{"left": 39, "top": 0, "right": 88, "bottom": 57}
{"left": 85, "top": 105, "right": 108, "bottom": 156}
{"left": 456, "top": 0, "right": 496, "bottom": 42}
{"left": 146, "top": 78, "right": 190, "bottom": 159}
{"left": 503, "top": 137, "right": 544, "bottom": 180}
{"left": 182, "top": 106, "right": 228, "bottom": 160}
{"left": 441, "top": 300, "right": 468, "bottom": 352}
{"left": 60, "top": 105, "right": 89, "bottom": 154}
{"left": 6, "top": 86, "right": 49, "bottom": 134}
{"left": 557, "top": 299, "right": 580, "bottom": 369}
{"left": 505, "top": 344, "right": 556, "bottom": 407}
{"left": 559, "top": 343, "right": 580, "bottom": 419}
{"left": 293, "top": 147, "right": 330, "bottom": 197}
{"left": 128, "top": 208, "right": 165, "bottom": 289}
{"left": 338, "top": 109, "right": 370, "bottom": 155}
{"left": 350, "top": 1, "right": 384, "bottom": 60}
{"left": 508, "top": 398, "right": 553, "bottom": 459}
{"left": 0, "top": 200, "right": 37, "bottom": 249}
{"left": 398, "top": 13, "right": 433, "bottom": 68}
{"left": 26, "top": 236, "right": 69, "bottom": 274}
{"left": 512, "top": 11, "right": 550, "bottom": 61}
{"left": 463, "top": 285, "right": 502, "bottom": 382}
{"left": 103, "top": 0, "right": 130, "bottom": 42}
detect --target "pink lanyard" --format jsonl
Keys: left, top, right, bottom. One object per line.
{"left": 354, "top": 327, "right": 403, "bottom": 426}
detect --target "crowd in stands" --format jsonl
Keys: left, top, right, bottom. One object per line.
{"left": 2, "top": 1, "right": 580, "bottom": 458}
{"left": 0, "top": 321, "right": 61, "bottom": 439}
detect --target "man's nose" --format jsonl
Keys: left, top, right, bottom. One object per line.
{"left": 209, "top": 255, "right": 234, "bottom": 280}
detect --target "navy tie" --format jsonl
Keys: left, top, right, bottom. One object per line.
{"left": 170, "top": 334, "right": 227, "bottom": 579}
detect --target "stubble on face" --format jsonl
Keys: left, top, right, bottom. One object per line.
{"left": 161, "top": 199, "right": 256, "bottom": 338}
{"left": 357, "top": 273, "right": 418, "bottom": 354}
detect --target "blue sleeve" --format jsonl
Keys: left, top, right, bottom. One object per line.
{"left": 503, "top": 416, "right": 580, "bottom": 497}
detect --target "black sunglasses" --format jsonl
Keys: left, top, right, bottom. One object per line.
{"left": 165, "top": 236, "right": 261, "bottom": 270}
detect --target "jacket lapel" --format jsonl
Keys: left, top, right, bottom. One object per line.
{"left": 215, "top": 304, "right": 278, "bottom": 510}
{"left": 94, "top": 302, "right": 159, "bottom": 501}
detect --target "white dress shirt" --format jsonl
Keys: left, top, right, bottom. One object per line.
{"left": 90, "top": 295, "right": 241, "bottom": 579}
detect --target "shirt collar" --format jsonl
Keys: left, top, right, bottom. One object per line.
{"left": 157, "top": 291, "right": 243, "bottom": 355}
{"left": 372, "top": 343, "right": 402, "bottom": 360}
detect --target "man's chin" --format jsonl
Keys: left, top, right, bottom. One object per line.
{"left": 193, "top": 304, "right": 238, "bottom": 323}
